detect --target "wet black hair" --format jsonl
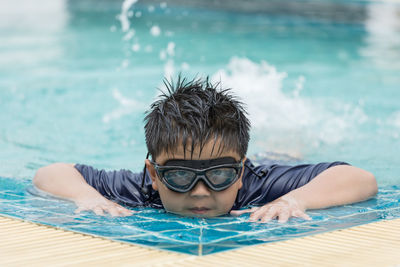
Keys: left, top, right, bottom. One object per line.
{"left": 144, "top": 76, "right": 251, "bottom": 161}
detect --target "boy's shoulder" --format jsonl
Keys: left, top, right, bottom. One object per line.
{"left": 235, "top": 159, "right": 348, "bottom": 209}
{"left": 74, "top": 163, "right": 159, "bottom": 207}
{"left": 75, "top": 164, "right": 142, "bottom": 181}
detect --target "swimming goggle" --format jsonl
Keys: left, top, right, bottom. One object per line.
{"left": 151, "top": 157, "right": 243, "bottom": 193}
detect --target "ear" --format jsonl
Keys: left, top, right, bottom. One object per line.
{"left": 145, "top": 159, "right": 158, "bottom": 191}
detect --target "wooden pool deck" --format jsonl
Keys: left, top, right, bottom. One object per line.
{"left": 1, "top": 215, "right": 399, "bottom": 266}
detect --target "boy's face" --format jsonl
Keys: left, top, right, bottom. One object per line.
{"left": 145, "top": 141, "right": 244, "bottom": 218}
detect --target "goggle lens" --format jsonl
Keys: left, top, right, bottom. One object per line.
{"left": 206, "top": 168, "right": 237, "bottom": 186}
{"left": 164, "top": 170, "right": 195, "bottom": 187}
{"left": 153, "top": 157, "right": 242, "bottom": 192}
{"left": 164, "top": 167, "right": 237, "bottom": 189}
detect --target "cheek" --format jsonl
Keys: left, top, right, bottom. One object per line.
{"left": 157, "top": 185, "right": 186, "bottom": 212}
{"left": 214, "top": 187, "right": 240, "bottom": 213}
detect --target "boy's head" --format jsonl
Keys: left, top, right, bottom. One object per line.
{"left": 144, "top": 76, "right": 251, "bottom": 217}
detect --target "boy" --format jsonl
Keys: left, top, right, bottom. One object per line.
{"left": 33, "top": 77, "right": 377, "bottom": 223}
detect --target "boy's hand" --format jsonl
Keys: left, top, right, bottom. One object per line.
{"left": 230, "top": 194, "right": 311, "bottom": 223}
{"left": 74, "top": 194, "right": 134, "bottom": 217}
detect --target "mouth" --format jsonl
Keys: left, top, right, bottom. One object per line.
{"left": 189, "top": 207, "right": 210, "bottom": 214}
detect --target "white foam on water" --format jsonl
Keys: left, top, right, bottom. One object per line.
{"left": 121, "top": 59, "right": 129, "bottom": 68}
{"left": 145, "top": 45, "right": 153, "bottom": 52}
{"left": 292, "top": 75, "right": 305, "bottom": 98}
{"left": 160, "top": 42, "right": 176, "bottom": 79}
{"left": 181, "top": 62, "right": 190, "bottom": 70}
{"left": 164, "top": 59, "right": 175, "bottom": 81}
{"left": 123, "top": 29, "right": 135, "bottom": 41}
{"left": 211, "top": 57, "right": 367, "bottom": 155}
{"left": 0, "top": 0, "right": 68, "bottom": 67}
{"left": 0, "top": 0, "right": 68, "bottom": 31}
{"left": 380, "top": 111, "right": 400, "bottom": 139}
{"left": 388, "top": 111, "right": 400, "bottom": 129}
{"left": 102, "top": 88, "right": 145, "bottom": 123}
{"left": 131, "top": 43, "right": 140, "bottom": 52}
{"left": 393, "top": 113, "right": 400, "bottom": 128}
{"left": 166, "top": 42, "right": 175, "bottom": 56}
{"left": 159, "top": 50, "right": 167, "bottom": 60}
{"left": 150, "top": 25, "right": 161, "bottom": 37}
{"left": 160, "top": 41, "right": 175, "bottom": 60}
{"left": 117, "top": 0, "right": 138, "bottom": 32}
{"left": 362, "top": 3, "right": 400, "bottom": 68}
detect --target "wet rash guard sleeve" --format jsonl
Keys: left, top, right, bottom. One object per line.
{"left": 74, "top": 164, "right": 159, "bottom": 207}
{"left": 233, "top": 160, "right": 349, "bottom": 209}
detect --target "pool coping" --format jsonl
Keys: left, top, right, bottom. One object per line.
{"left": 1, "top": 215, "right": 399, "bottom": 266}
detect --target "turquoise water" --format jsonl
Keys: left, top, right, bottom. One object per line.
{"left": 1, "top": 177, "right": 400, "bottom": 255}
{"left": 1, "top": 0, "right": 400, "bottom": 255}
{"left": 0, "top": 0, "right": 399, "bottom": 181}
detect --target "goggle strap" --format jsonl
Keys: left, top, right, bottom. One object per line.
{"left": 140, "top": 152, "right": 150, "bottom": 196}
{"left": 164, "top": 157, "right": 237, "bottom": 169}
{"left": 244, "top": 163, "right": 265, "bottom": 179}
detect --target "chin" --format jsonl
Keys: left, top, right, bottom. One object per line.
{"left": 188, "top": 210, "right": 228, "bottom": 218}
{"left": 167, "top": 210, "right": 216, "bottom": 218}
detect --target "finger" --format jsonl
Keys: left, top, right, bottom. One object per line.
{"left": 293, "top": 210, "right": 311, "bottom": 220}
{"left": 93, "top": 206, "right": 105, "bottom": 216}
{"left": 259, "top": 206, "right": 279, "bottom": 223}
{"left": 121, "top": 209, "right": 134, "bottom": 217}
{"left": 118, "top": 210, "right": 132, "bottom": 217}
{"left": 116, "top": 208, "right": 132, "bottom": 217}
{"left": 277, "top": 210, "right": 290, "bottom": 223}
{"left": 109, "top": 205, "right": 132, "bottom": 217}
{"left": 105, "top": 206, "right": 120, "bottom": 217}
{"left": 116, "top": 205, "right": 134, "bottom": 216}
{"left": 230, "top": 207, "right": 258, "bottom": 216}
{"left": 75, "top": 206, "right": 89, "bottom": 214}
{"left": 250, "top": 206, "right": 271, "bottom": 222}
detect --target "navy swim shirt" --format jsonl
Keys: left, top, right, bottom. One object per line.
{"left": 74, "top": 159, "right": 347, "bottom": 210}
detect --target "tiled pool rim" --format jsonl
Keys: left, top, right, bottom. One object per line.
{"left": 1, "top": 215, "right": 400, "bottom": 266}
{"left": 1, "top": 177, "right": 400, "bottom": 256}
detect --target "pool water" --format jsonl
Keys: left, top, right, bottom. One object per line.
{"left": 1, "top": 0, "right": 400, "bottom": 256}
{"left": 1, "top": 176, "right": 400, "bottom": 255}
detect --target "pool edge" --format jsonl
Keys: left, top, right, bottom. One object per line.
{"left": 1, "top": 215, "right": 399, "bottom": 266}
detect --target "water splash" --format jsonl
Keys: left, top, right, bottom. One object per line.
{"left": 102, "top": 88, "right": 145, "bottom": 123}
{"left": 212, "top": 57, "right": 367, "bottom": 155}
{"left": 161, "top": 42, "right": 176, "bottom": 80}
{"left": 362, "top": 3, "right": 400, "bottom": 69}
{"left": 117, "top": 0, "right": 138, "bottom": 33}
{"left": 160, "top": 2, "right": 167, "bottom": 9}
{"left": 150, "top": 25, "right": 161, "bottom": 37}
{"left": 122, "top": 29, "right": 135, "bottom": 41}
{"left": 387, "top": 111, "right": 400, "bottom": 139}
{"left": 116, "top": 0, "right": 178, "bottom": 84}
{"left": 393, "top": 112, "right": 400, "bottom": 128}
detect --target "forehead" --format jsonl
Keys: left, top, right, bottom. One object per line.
{"left": 156, "top": 140, "right": 241, "bottom": 164}
{"left": 164, "top": 157, "right": 237, "bottom": 168}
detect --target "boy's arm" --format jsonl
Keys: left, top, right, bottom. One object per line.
{"left": 33, "top": 163, "right": 133, "bottom": 216}
{"left": 231, "top": 165, "right": 377, "bottom": 222}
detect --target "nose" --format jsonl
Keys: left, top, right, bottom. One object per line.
{"left": 189, "top": 179, "right": 211, "bottom": 198}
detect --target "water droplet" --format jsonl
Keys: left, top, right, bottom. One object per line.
{"left": 150, "top": 25, "right": 161, "bottom": 37}
{"left": 110, "top": 25, "right": 117, "bottom": 32}
{"left": 132, "top": 43, "right": 140, "bottom": 52}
